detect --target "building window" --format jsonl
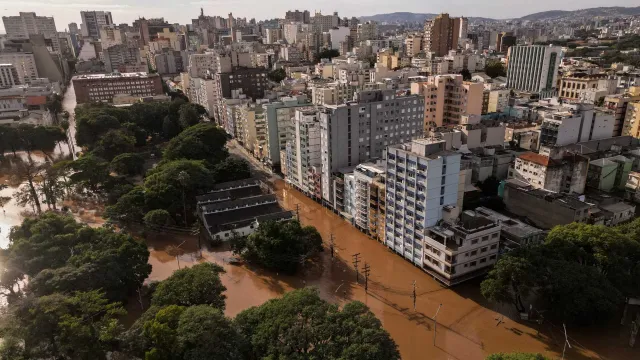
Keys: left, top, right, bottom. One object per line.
{"left": 470, "top": 261, "right": 477, "bottom": 266}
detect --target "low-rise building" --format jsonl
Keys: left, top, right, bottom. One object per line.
{"left": 72, "top": 72, "right": 164, "bottom": 104}
{"left": 502, "top": 179, "right": 595, "bottom": 229}
{"left": 197, "top": 179, "right": 294, "bottom": 242}
{"left": 473, "top": 207, "right": 547, "bottom": 250}
{"left": 586, "top": 155, "right": 633, "bottom": 192}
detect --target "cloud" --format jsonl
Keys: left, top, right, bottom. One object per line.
{"left": 1, "top": 2, "right": 131, "bottom": 8}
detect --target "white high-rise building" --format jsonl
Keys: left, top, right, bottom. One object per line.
{"left": 285, "top": 108, "right": 322, "bottom": 196}
{"left": 384, "top": 138, "right": 500, "bottom": 284}
{"left": 80, "top": 11, "right": 113, "bottom": 40}
{"left": 2, "top": 12, "right": 60, "bottom": 52}
{"left": 506, "top": 45, "right": 563, "bottom": 97}
{"left": 0, "top": 64, "right": 21, "bottom": 87}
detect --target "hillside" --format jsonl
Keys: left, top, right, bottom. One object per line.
{"left": 519, "top": 7, "right": 640, "bottom": 21}
{"left": 359, "top": 12, "right": 494, "bottom": 23}
{"left": 360, "top": 7, "right": 640, "bottom": 23}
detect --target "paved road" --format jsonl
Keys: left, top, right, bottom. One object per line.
{"left": 226, "top": 139, "right": 280, "bottom": 182}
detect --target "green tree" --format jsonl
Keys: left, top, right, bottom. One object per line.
{"left": 235, "top": 287, "right": 400, "bottom": 359}
{"left": 267, "top": 68, "right": 286, "bottom": 82}
{"left": 37, "top": 163, "right": 66, "bottom": 211}
{"left": 178, "top": 103, "right": 201, "bottom": 130}
{"left": 486, "top": 353, "right": 550, "bottom": 360}
{"left": 212, "top": 157, "right": 251, "bottom": 183}
{"left": 45, "top": 93, "right": 63, "bottom": 120}
{"left": 232, "top": 220, "right": 323, "bottom": 274}
{"left": 163, "top": 123, "right": 228, "bottom": 166}
{"left": 545, "top": 222, "right": 640, "bottom": 297}
{"left": 105, "top": 185, "right": 147, "bottom": 224}
{"left": 143, "top": 159, "right": 214, "bottom": 223}
{"left": 68, "top": 153, "right": 112, "bottom": 194}
{"left": 485, "top": 60, "right": 506, "bottom": 78}
{"left": 481, "top": 252, "right": 538, "bottom": 313}
{"left": 123, "top": 122, "right": 148, "bottom": 146}
{"left": 93, "top": 129, "right": 136, "bottom": 161}
{"left": 3, "top": 291, "right": 125, "bottom": 360}
{"left": 152, "top": 263, "right": 226, "bottom": 309}
{"left": 75, "top": 113, "right": 121, "bottom": 147}
{"left": 110, "top": 152, "right": 145, "bottom": 177}
{"left": 460, "top": 68, "right": 472, "bottom": 80}
{"left": 162, "top": 115, "right": 181, "bottom": 139}
{"left": 144, "top": 209, "right": 173, "bottom": 227}
{"left": 315, "top": 48, "right": 341, "bottom": 63}
{"left": 132, "top": 305, "right": 243, "bottom": 360}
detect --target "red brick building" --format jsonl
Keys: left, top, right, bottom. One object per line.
{"left": 72, "top": 72, "right": 163, "bottom": 103}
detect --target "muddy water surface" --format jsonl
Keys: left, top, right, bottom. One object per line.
{"left": 144, "top": 180, "right": 639, "bottom": 360}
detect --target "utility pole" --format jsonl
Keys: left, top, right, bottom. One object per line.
{"left": 561, "top": 323, "right": 572, "bottom": 360}
{"left": 433, "top": 303, "right": 442, "bottom": 346}
{"left": 295, "top": 203, "right": 300, "bottom": 221}
{"left": 329, "top": 233, "right": 335, "bottom": 259}
{"left": 363, "top": 262, "right": 370, "bottom": 292}
{"left": 412, "top": 280, "right": 417, "bottom": 311}
{"left": 352, "top": 253, "right": 360, "bottom": 283}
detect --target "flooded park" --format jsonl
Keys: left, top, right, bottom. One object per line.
{"left": 0, "top": 85, "right": 638, "bottom": 359}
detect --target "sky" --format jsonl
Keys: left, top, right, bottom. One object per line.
{"left": 0, "top": 0, "right": 638, "bottom": 33}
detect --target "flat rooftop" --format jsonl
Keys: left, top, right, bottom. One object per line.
{"left": 72, "top": 72, "right": 157, "bottom": 80}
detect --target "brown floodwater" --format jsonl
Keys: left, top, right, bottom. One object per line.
{"left": 144, "top": 179, "right": 639, "bottom": 360}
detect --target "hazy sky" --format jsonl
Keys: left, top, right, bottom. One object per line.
{"left": 0, "top": 0, "right": 638, "bottom": 33}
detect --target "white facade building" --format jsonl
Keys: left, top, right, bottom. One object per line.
{"left": 0, "top": 52, "right": 38, "bottom": 84}
{"left": 0, "top": 64, "right": 21, "bottom": 87}
{"left": 328, "top": 27, "right": 350, "bottom": 50}
{"left": 506, "top": 45, "right": 562, "bottom": 97}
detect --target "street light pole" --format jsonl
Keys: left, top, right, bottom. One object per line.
{"left": 433, "top": 303, "right": 442, "bottom": 346}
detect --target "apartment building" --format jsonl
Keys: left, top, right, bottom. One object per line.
{"left": 422, "top": 13, "right": 462, "bottom": 57}
{"left": 188, "top": 52, "right": 218, "bottom": 78}
{"left": 604, "top": 88, "right": 640, "bottom": 136}
{"left": 473, "top": 207, "right": 546, "bottom": 250}
{"left": 72, "top": 72, "right": 163, "bottom": 103}
{"left": 235, "top": 102, "right": 265, "bottom": 155}
{"left": 352, "top": 163, "right": 386, "bottom": 234}
{"left": 312, "top": 12, "right": 339, "bottom": 33}
{"left": 510, "top": 151, "right": 589, "bottom": 194}
{"left": 0, "top": 64, "right": 21, "bottom": 87}
{"left": 622, "top": 101, "right": 640, "bottom": 139}
{"left": 410, "top": 74, "right": 484, "bottom": 130}
{"left": 539, "top": 103, "right": 614, "bottom": 147}
{"left": 404, "top": 34, "right": 423, "bottom": 57}
{"left": 320, "top": 90, "right": 425, "bottom": 206}
{"left": 263, "top": 96, "right": 310, "bottom": 168}
{"left": 216, "top": 67, "right": 268, "bottom": 100}
{"left": 559, "top": 73, "right": 617, "bottom": 101}
{"left": 285, "top": 108, "right": 322, "bottom": 198}
{"left": 102, "top": 44, "right": 144, "bottom": 73}
{"left": 357, "top": 21, "right": 378, "bottom": 42}
{"left": 487, "top": 89, "right": 510, "bottom": 113}
{"left": 0, "top": 52, "right": 38, "bottom": 84}
{"left": 153, "top": 49, "right": 187, "bottom": 75}
{"left": 384, "top": 138, "right": 501, "bottom": 285}
{"left": 80, "top": 11, "right": 113, "bottom": 40}
{"left": 285, "top": 10, "right": 311, "bottom": 24}
{"left": 2, "top": 12, "right": 60, "bottom": 53}
{"left": 99, "top": 25, "right": 124, "bottom": 49}
{"left": 506, "top": 45, "right": 562, "bottom": 97}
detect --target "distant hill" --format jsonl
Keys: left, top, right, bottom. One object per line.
{"left": 519, "top": 7, "right": 640, "bottom": 21}
{"left": 358, "top": 12, "right": 494, "bottom": 23}
{"left": 359, "top": 7, "right": 640, "bottom": 23}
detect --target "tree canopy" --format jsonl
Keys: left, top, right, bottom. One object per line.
{"left": 163, "top": 123, "right": 228, "bottom": 165}
{"left": 151, "top": 262, "right": 227, "bottom": 309}
{"left": 485, "top": 60, "right": 507, "bottom": 78}
{"left": 481, "top": 220, "right": 640, "bottom": 324}
{"left": 231, "top": 220, "right": 323, "bottom": 274}
{"left": 110, "top": 152, "right": 145, "bottom": 177}
{"left": 235, "top": 287, "right": 400, "bottom": 360}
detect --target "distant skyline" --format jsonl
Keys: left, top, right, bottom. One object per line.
{"left": 0, "top": 1, "right": 638, "bottom": 33}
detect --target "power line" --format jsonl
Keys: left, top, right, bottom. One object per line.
{"left": 352, "top": 253, "right": 360, "bottom": 283}
{"left": 363, "top": 262, "right": 371, "bottom": 292}
{"left": 329, "top": 233, "right": 335, "bottom": 259}
{"left": 412, "top": 280, "right": 417, "bottom": 311}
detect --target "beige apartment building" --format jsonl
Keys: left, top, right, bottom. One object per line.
{"left": 559, "top": 73, "right": 616, "bottom": 101}
{"left": 411, "top": 74, "right": 484, "bottom": 130}
{"left": 422, "top": 13, "right": 462, "bottom": 57}
{"left": 623, "top": 101, "right": 640, "bottom": 139}
{"left": 404, "top": 33, "right": 423, "bottom": 57}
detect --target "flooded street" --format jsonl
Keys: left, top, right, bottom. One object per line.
{"left": 1, "top": 89, "right": 637, "bottom": 359}
{"left": 146, "top": 179, "right": 640, "bottom": 360}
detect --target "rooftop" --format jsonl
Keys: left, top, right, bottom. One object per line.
{"left": 518, "top": 152, "right": 557, "bottom": 167}
{"left": 72, "top": 72, "right": 157, "bottom": 80}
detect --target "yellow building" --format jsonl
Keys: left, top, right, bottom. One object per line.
{"left": 622, "top": 101, "right": 640, "bottom": 138}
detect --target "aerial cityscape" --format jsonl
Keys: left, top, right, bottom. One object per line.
{"left": 1, "top": 4, "right": 640, "bottom": 360}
